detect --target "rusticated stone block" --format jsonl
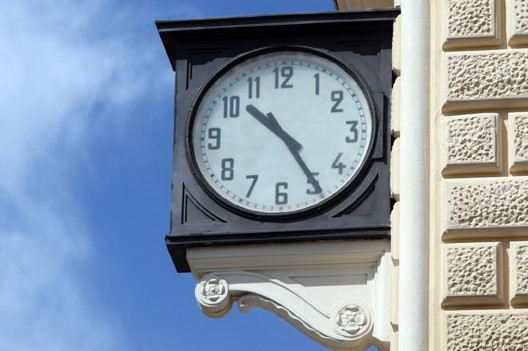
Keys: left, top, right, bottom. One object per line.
{"left": 512, "top": 242, "right": 528, "bottom": 303}
{"left": 390, "top": 138, "right": 400, "bottom": 201}
{"left": 443, "top": 243, "right": 501, "bottom": 306}
{"left": 511, "top": 113, "right": 528, "bottom": 172}
{"left": 445, "top": 177, "right": 528, "bottom": 233}
{"left": 514, "top": 0, "right": 528, "bottom": 32}
{"left": 509, "top": 0, "right": 528, "bottom": 46}
{"left": 390, "top": 201, "right": 400, "bottom": 262}
{"left": 444, "top": 0, "right": 499, "bottom": 49}
{"left": 442, "top": 114, "right": 501, "bottom": 175}
{"left": 445, "top": 50, "right": 528, "bottom": 112}
{"left": 391, "top": 77, "right": 400, "bottom": 137}
{"left": 447, "top": 312, "right": 528, "bottom": 351}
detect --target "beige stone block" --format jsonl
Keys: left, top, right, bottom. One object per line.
{"left": 391, "top": 77, "right": 400, "bottom": 138}
{"left": 443, "top": 0, "right": 500, "bottom": 49}
{"left": 444, "top": 177, "right": 528, "bottom": 237}
{"left": 444, "top": 50, "right": 528, "bottom": 113}
{"left": 390, "top": 264, "right": 399, "bottom": 328}
{"left": 390, "top": 201, "right": 400, "bottom": 262}
{"left": 442, "top": 114, "right": 501, "bottom": 175}
{"left": 392, "top": 15, "right": 400, "bottom": 76}
{"left": 442, "top": 242, "right": 502, "bottom": 306}
{"left": 390, "top": 138, "right": 400, "bottom": 201}
{"left": 511, "top": 241, "right": 528, "bottom": 304}
{"left": 508, "top": 0, "right": 528, "bottom": 46}
{"left": 510, "top": 113, "right": 528, "bottom": 173}
{"left": 446, "top": 312, "right": 528, "bottom": 351}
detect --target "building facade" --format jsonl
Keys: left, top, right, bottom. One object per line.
{"left": 337, "top": 0, "right": 528, "bottom": 349}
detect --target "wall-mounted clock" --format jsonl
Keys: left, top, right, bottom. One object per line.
{"left": 157, "top": 10, "right": 398, "bottom": 271}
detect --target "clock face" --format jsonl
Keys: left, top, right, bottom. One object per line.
{"left": 189, "top": 50, "right": 374, "bottom": 216}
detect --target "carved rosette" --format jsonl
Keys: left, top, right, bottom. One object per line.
{"left": 333, "top": 304, "right": 372, "bottom": 339}
{"left": 195, "top": 276, "right": 231, "bottom": 317}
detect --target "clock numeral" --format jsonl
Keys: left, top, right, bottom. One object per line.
{"left": 313, "top": 73, "right": 320, "bottom": 95}
{"left": 331, "top": 90, "right": 344, "bottom": 113}
{"left": 221, "top": 158, "right": 234, "bottom": 181}
{"left": 306, "top": 172, "right": 321, "bottom": 194}
{"left": 273, "top": 66, "right": 293, "bottom": 89}
{"left": 207, "top": 128, "right": 221, "bottom": 150}
{"left": 331, "top": 152, "right": 346, "bottom": 175}
{"left": 247, "top": 77, "right": 260, "bottom": 99}
{"left": 222, "top": 96, "right": 240, "bottom": 118}
{"left": 345, "top": 120, "right": 359, "bottom": 143}
{"left": 275, "top": 182, "right": 288, "bottom": 205}
{"left": 245, "top": 175, "right": 259, "bottom": 198}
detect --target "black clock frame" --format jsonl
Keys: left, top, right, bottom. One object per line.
{"left": 186, "top": 46, "right": 379, "bottom": 220}
{"left": 157, "top": 9, "right": 399, "bottom": 272}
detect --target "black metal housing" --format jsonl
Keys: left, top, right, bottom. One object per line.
{"left": 157, "top": 9, "right": 398, "bottom": 272}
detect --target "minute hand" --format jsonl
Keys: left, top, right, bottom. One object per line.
{"left": 246, "top": 104, "right": 322, "bottom": 194}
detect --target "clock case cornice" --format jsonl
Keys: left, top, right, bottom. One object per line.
{"left": 157, "top": 10, "right": 398, "bottom": 272}
{"left": 156, "top": 9, "right": 399, "bottom": 71}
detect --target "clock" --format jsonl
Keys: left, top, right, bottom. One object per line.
{"left": 189, "top": 49, "right": 375, "bottom": 217}
{"left": 157, "top": 10, "right": 397, "bottom": 271}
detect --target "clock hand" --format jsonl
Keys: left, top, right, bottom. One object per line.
{"left": 246, "top": 104, "right": 302, "bottom": 151}
{"left": 290, "top": 150, "right": 323, "bottom": 194}
{"left": 246, "top": 104, "right": 322, "bottom": 194}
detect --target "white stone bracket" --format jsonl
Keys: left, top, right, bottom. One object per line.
{"left": 188, "top": 240, "right": 392, "bottom": 351}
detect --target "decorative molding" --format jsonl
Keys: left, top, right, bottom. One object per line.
{"left": 334, "top": 304, "right": 372, "bottom": 339}
{"left": 195, "top": 276, "right": 230, "bottom": 317}
{"left": 181, "top": 185, "right": 226, "bottom": 225}
{"left": 188, "top": 240, "right": 391, "bottom": 351}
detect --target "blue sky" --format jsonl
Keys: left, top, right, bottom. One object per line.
{"left": 0, "top": 1, "right": 379, "bottom": 350}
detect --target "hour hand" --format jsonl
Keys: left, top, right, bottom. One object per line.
{"left": 246, "top": 104, "right": 302, "bottom": 151}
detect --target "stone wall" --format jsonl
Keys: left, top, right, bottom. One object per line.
{"left": 434, "top": 0, "right": 528, "bottom": 349}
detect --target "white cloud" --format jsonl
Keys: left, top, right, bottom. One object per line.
{"left": 0, "top": 0, "right": 181, "bottom": 349}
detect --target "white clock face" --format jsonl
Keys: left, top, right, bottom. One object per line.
{"left": 190, "top": 50, "right": 374, "bottom": 215}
